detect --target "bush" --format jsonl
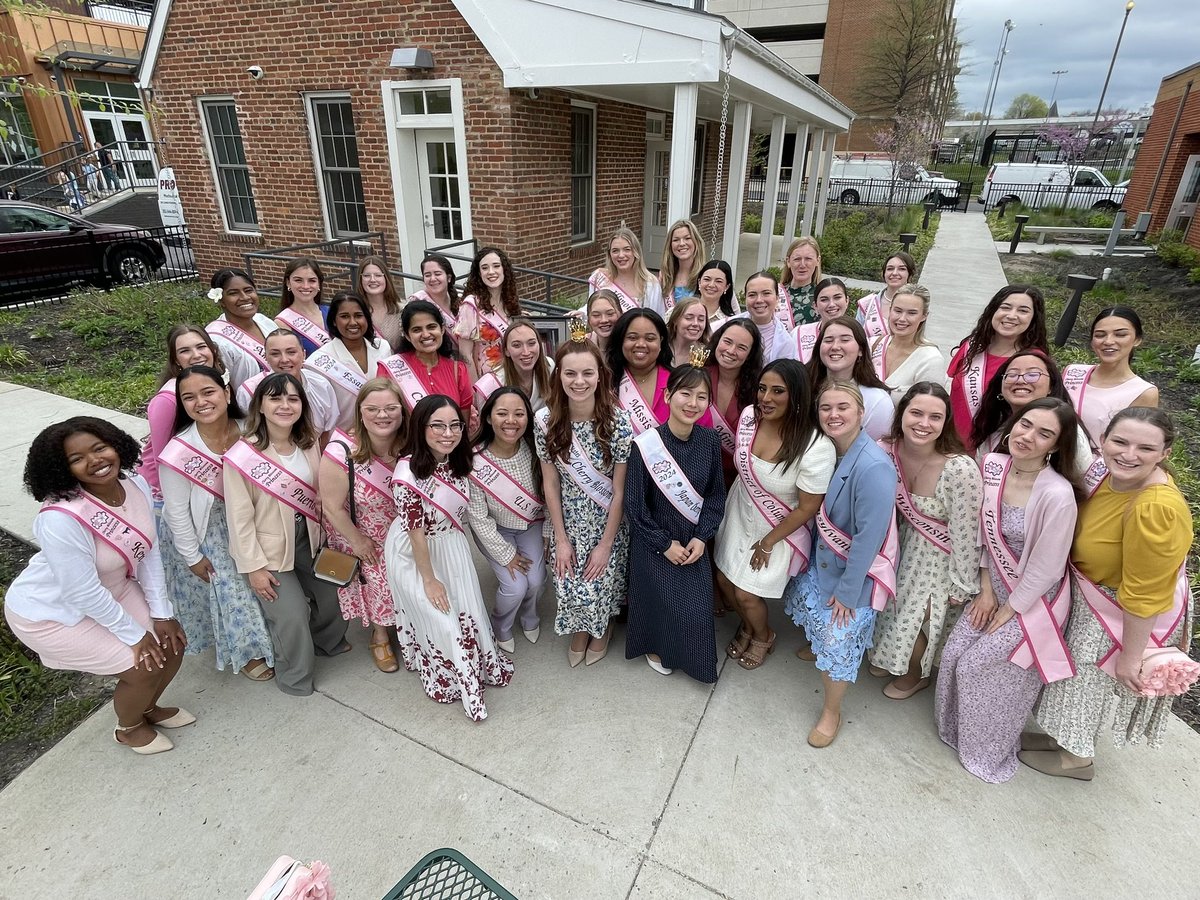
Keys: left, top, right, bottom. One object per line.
{"left": 1189, "top": 266, "right": 1200, "bottom": 285}
{"left": 742, "top": 213, "right": 762, "bottom": 233}
{"left": 1158, "top": 239, "right": 1200, "bottom": 269}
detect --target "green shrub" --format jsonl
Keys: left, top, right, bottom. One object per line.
{"left": 1189, "top": 266, "right": 1200, "bottom": 285}
{"left": 742, "top": 213, "right": 762, "bottom": 233}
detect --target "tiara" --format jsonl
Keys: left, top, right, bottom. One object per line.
{"left": 688, "top": 344, "right": 711, "bottom": 368}
{"left": 568, "top": 318, "right": 589, "bottom": 343}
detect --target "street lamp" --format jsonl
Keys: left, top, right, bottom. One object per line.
{"left": 1048, "top": 70, "right": 1068, "bottom": 115}
{"left": 964, "top": 19, "right": 1014, "bottom": 196}
{"left": 1090, "top": 2, "right": 1135, "bottom": 137}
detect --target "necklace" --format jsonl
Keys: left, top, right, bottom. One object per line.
{"left": 90, "top": 482, "right": 126, "bottom": 506}
{"left": 1012, "top": 462, "right": 1047, "bottom": 475}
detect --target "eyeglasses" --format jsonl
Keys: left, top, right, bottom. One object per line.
{"left": 1003, "top": 370, "right": 1046, "bottom": 384}
{"left": 427, "top": 421, "right": 464, "bottom": 434}
{"left": 362, "top": 405, "right": 403, "bottom": 417}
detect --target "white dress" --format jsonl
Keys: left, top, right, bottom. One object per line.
{"left": 879, "top": 344, "right": 947, "bottom": 399}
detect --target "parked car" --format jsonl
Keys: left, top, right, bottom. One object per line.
{"left": 976, "top": 163, "right": 1126, "bottom": 211}
{"left": 0, "top": 201, "right": 166, "bottom": 299}
{"left": 827, "top": 157, "right": 961, "bottom": 207}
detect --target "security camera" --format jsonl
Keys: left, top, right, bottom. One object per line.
{"left": 527, "top": 87, "right": 540, "bottom": 100}
{"left": 247, "top": 66, "right": 265, "bottom": 80}
{"left": 17, "top": 76, "right": 26, "bottom": 85}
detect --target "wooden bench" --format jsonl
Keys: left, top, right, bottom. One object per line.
{"left": 1025, "top": 225, "right": 1139, "bottom": 245}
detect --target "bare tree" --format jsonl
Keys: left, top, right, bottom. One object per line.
{"left": 856, "top": 0, "right": 952, "bottom": 119}
{"left": 1037, "top": 110, "right": 1126, "bottom": 204}
{"left": 873, "top": 110, "right": 931, "bottom": 217}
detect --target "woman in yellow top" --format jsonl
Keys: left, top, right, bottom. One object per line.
{"left": 1023, "top": 407, "right": 1192, "bottom": 781}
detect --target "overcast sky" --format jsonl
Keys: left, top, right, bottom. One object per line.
{"left": 953, "top": 0, "right": 1199, "bottom": 118}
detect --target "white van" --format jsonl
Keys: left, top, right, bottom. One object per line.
{"left": 977, "top": 163, "right": 1125, "bottom": 211}
{"left": 827, "top": 157, "right": 960, "bottom": 207}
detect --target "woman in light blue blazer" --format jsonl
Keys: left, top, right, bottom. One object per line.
{"left": 785, "top": 379, "right": 898, "bottom": 748}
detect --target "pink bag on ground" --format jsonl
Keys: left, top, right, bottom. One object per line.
{"left": 246, "top": 856, "right": 335, "bottom": 900}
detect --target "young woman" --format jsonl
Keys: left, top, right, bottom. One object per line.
{"left": 791, "top": 276, "right": 850, "bottom": 364}
{"left": 740, "top": 271, "right": 798, "bottom": 364}
{"left": 473, "top": 318, "right": 553, "bottom": 414}
{"left": 696, "top": 259, "right": 738, "bottom": 331}
{"left": 588, "top": 226, "right": 664, "bottom": 316}
{"left": 536, "top": 338, "right": 632, "bottom": 667}
{"left": 237, "top": 329, "right": 340, "bottom": 443}
{"left": 1063, "top": 306, "right": 1159, "bottom": 451}
{"left": 665, "top": 296, "right": 711, "bottom": 367}
{"left": 856, "top": 251, "right": 917, "bottom": 341}
{"left": 456, "top": 247, "right": 522, "bottom": 383}
{"left": 223, "top": 373, "right": 349, "bottom": 696}
{"left": 715, "top": 359, "right": 834, "bottom": 670}
{"left": 786, "top": 381, "right": 898, "bottom": 747}
{"left": 319, "top": 378, "right": 405, "bottom": 674}
{"left": 306, "top": 292, "right": 393, "bottom": 431}
{"left": 705, "top": 319, "right": 764, "bottom": 482}
{"left": 378, "top": 300, "right": 473, "bottom": 419}
{"left": 586, "top": 288, "right": 621, "bottom": 357}
{"left": 357, "top": 254, "right": 405, "bottom": 349}
{"left": 936, "top": 398, "right": 1081, "bottom": 783}
{"left": 625, "top": 364, "right": 727, "bottom": 682}
{"left": 870, "top": 283, "right": 945, "bottom": 399}
{"left": 607, "top": 308, "right": 702, "bottom": 437}
{"left": 386, "top": 395, "right": 513, "bottom": 721}
{"left": 870, "top": 383, "right": 982, "bottom": 700}
{"left": 1026, "top": 408, "right": 1192, "bottom": 780}
{"left": 807, "top": 317, "right": 895, "bottom": 440}
{"left": 778, "top": 237, "right": 823, "bottom": 327}
{"left": 276, "top": 256, "right": 332, "bottom": 355}
{"left": 659, "top": 219, "right": 705, "bottom": 308}
{"left": 4, "top": 418, "right": 190, "bottom": 755}
{"left": 947, "top": 284, "right": 1048, "bottom": 444}
{"left": 137, "top": 324, "right": 226, "bottom": 498}
{"left": 407, "top": 254, "right": 461, "bottom": 334}
{"left": 468, "top": 386, "right": 546, "bottom": 653}
{"left": 206, "top": 267, "right": 276, "bottom": 392}
{"left": 160, "top": 366, "right": 274, "bottom": 681}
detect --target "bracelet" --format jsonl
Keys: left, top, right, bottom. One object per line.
{"left": 152, "top": 616, "right": 176, "bottom": 623}
{"left": 752, "top": 541, "right": 772, "bottom": 555}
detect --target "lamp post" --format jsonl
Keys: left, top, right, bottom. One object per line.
{"left": 1090, "top": 2, "right": 1135, "bottom": 137}
{"left": 1047, "top": 69, "right": 1068, "bottom": 117}
{"left": 964, "top": 19, "right": 1014, "bottom": 195}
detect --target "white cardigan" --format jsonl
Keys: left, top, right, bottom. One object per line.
{"left": 159, "top": 422, "right": 227, "bottom": 566}
{"left": 318, "top": 337, "right": 393, "bottom": 431}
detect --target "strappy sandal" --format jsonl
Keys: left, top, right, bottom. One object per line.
{"left": 369, "top": 638, "right": 399, "bottom": 673}
{"left": 726, "top": 626, "right": 751, "bottom": 660}
{"left": 241, "top": 661, "right": 275, "bottom": 681}
{"left": 738, "top": 632, "right": 776, "bottom": 670}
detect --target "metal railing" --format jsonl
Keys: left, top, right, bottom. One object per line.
{"left": 421, "top": 240, "right": 584, "bottom": 314}
{"left": 748, "top": 176, "right": 967, "bottom": 211}
{"left": 1, "top": 140, "right": 162, "bottom": 215}
{"left": 242, "top": 233, "right": 388, "bottom": 300}
{"left": 977, "top": 180, "right": 1126, "bottom": 212}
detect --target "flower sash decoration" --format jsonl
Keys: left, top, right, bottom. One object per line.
{"left": 322, "top": 430, "right": 395, "bottom": 506}
{"left": 393, "top": 458, "right": 469, "bottom": 532}
{"left": 206, "top": 320, "right": 269, "bottom": 372}
{"left": 471, "top": 450, "right": 544, "bottom": 524}
{"left": 814, "top": 502, "right": 899, "bottom": 612}
{"left": 44, "top": 490, "right": 153, "bottom": 578}
{"left": 224, "top": 439, "right": 319, "bottom": 522}
{"left": 305, "top": 347, "right": 367, "bottom": 401}
{"left": 377, "top": 354, "right": 429, "bottom": 411}
{"left": 159, "top": 435, "right": 224, "bottom": 500}
{"left": 734, "top": 405, "right": 811, "bottom": 576}
{"left": 618, "top": 370, "right": 661, "bottom": 436}
{"left": 633, "top": 428, "right": 703, "bottom": 525}
{"left": 794, "top": 321, "right": 820, "bottom": 363}
{"left": 275, "top": 307, "right": 332, "bottom": 348}
{"left": 535, "top": 407, "right": 613, "bottom": 510}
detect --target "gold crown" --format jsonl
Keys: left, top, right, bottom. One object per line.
{"left": 688, "top": 343, "right": 711, "bottom": 368}
{"left": 568, "top": 318, "right": 589, "bottom": 343}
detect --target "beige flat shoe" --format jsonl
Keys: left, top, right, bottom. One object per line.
{"left": 114, "top": 725, "right": 174, "bottom": 755}
{"left": 807, "top": 715, "right": 842, "bottom": 749}
{"left": 1018, "top": 750, "right": 1095, "bottom": 781}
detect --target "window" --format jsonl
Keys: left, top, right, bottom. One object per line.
{"left": 396, "top": 88, "right": 452, "bottom": 117}
{"left": 570, "top": 103, "right": 595, "bottom": 244}
{"left": 75, "top": 79, "right": 144, "bottom": 116}
{"left": 307, "top": 96, "right": 368, "bottom": 237}
{"left": 691, "top": 124, "right": 706, "bottom": 217}
{"left": 0, "top": 207, "right": 74, "bottom": 234}
{"left": 199, "top": 99, "right": 258, "bottom": 232}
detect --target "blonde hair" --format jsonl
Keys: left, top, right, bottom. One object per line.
{"left": 665, "top": 296, "right": 711, "bottom": 350}
{"left": 891, "top": 282, "right": 933, "bottom": 346}
{"left": 350, "top": 378, "right": 406, "bottom": 465}
{"left": 782, "top": 236, "right": 822, "bottom": 288}
{"left": 603, "top": 226, "right": 655, "bottom": 297}
{"left": 659, "top": 220, "right": 706, "bottom": 294}
{"left": 817, "top": 377, "right": 864, "bottom": 410}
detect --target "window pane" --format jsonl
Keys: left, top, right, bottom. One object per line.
{"left": 425, "top": 89, "right": 452, "bottom": 114}
{"left": 309, "top": 97, "right": 367, "bottom": 237}
{"left": 203, "top": 100, "right": 259, "bottom": 230}
{"left": 569, "top": 107, "right": 594, "bottom": 241}
{"left": 398, "top": 92, "right": 425, "bottom": 116}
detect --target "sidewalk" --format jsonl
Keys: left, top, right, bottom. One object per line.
{"left": 3, "top": 212, "right": 1200, "bottom": 898}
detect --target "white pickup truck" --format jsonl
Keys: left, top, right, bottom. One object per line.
{"left": 827, "top": 158, "right": 961, "bottom": 207}
{"left": 977, "top": 162, "right": 1126, "bottom": 211}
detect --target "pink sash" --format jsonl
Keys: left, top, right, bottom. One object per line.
{"left": 473, "top": 371, "right": 503, "bottom": 408}
{"left": 1062, "top": 364, "right": 1094, "bottom": 414}
{"left": 618, "top": 371, "right": 661, "bottom": 436}
{"left": 393, "top": 458, "right": 468, "bottom": 532}
{"left": 159, "top": 435, "right": 224, "bottom": 500}
{"left": 471, "top": 449, "right": 544, "bottom": 524}
{"left": 236, "top": 372, "right": 266, "bottom": 410}
{"left": 709, "top": 404, "right": 736, "bottom": 457}
{"left": 734, "top": 406, "right": 811, "bottom": 576}
{"left": 275, "top": 307, "right": 331, "bottom": 348}
{"left": 886, "top": 446, "right": 951, "bottom": 554}
{"left": 377, "top": 354, "right": 428, "bottom": 411}
{"left": 633, "top": 429, "right": 703, "bottom": 525}
{"left": 870, "top": 335, "right": 890, "bottom": 381}
{"left": 980, "top": 453, "right": 1075, "bottom": 683}
{"left": 44, "top": 490, "right": 153, "bottom": 577}
{"left": 206, "top": 320, "right": 269, "bottom": 372}
{"left": 955, "top": 347, "right": 988, "bottom": 420}
{"left": 323, "top": 430, "right": 394, "bottom": 505}
{"left": 775, "top": 285, "right": 795, "bottom": 329}
{"left": 794, "top": 322, "right": 820, "bottom": 363}
{"left": 224, "top": 440, "right": 319, "bottom": 522}
{"left": 409, "top": 290, "right": 457, "bottom": 330}
{"left": 593, "top": 273, "right": 639, "bottom": 313}
{"left": 305, "top": 346, "right": 366, "bottom": 400}
{"left": 814, "top": 502, "right": 898, "bottom": 612}
{"left": 535, "top": 407, "right": 613, "bottom": 510}
{"left": 860, "top": 293, "right": 889, "bottom": 340}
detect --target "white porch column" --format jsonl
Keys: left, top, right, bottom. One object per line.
{"left": 800, "top": 127, "right": 824, "bottom": 237}
{"left": 782, "top": 122, "right": 808, "bottom": 243}
{"left": 719, "top": 99, "right": 753, "bottom": 263}
{"left": 756, "top": 113, "right": 787, "bottom": 270}
{"left": 814, "top": 131, "right": 836, "bottom": 237}
{"left": 666, "top": 83, "right": 699, "bottom": 226}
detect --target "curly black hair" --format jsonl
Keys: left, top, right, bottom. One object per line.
{"left": 24, "top": 416, "right": 141, "bottom": 501}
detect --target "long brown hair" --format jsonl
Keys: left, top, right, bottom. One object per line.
{"left": 500, "top": 319, "right": 552, "bottom": 401}
{"left": 951, "top": 284, "right": 1048, "bottom": 377}
{"left": 887, "top": 382, "right": 966, "bottom": 457}
{"left": 244, "top": 372, "right": 317, "bottom": 450}
{"left": 995, "top": 397, "right": 1084, "bottom": 490}
{"left": 158, "top": 324, "right": 226, "bottom": 388}
{"left": 543, "top": 341, "right": 617, "bottom": 469}
{"left": 462, "top": 246, "right": 520, "bottom": 317}
{"left": 358, "top": 255, "right": 403, "bottom": 316}
{"left": 807, "top": 316, "right": 890, "bottom": 391}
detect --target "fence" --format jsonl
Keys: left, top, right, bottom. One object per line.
{"left": 746, "top": 176, "right": 971, "bottom": 217}
{"left": 0, "top": 140, "right": 162, "bottom": 215}
{"left": 0, "top": 223, "right": 198, "bottom": 307}
{"left": 977, "top": 180, "right": 1126, "bottom": 212}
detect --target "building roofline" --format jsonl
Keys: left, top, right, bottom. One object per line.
{"left": 135, "top": 0, "right": 171, "bottom": 87}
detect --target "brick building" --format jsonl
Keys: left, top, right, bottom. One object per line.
{"left": 1122, "top": 61, "right": 1200, "bottom": 251}
{"left": 137, "top": 0, "right": 852, "bottom": 294}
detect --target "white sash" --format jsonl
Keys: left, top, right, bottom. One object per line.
{"left": 44, "top": 490, "right": 153, "bottom": 577}
{"left": 633, "top": 429, "right": 703, "bottom": 525}
{"left": 794, "top": 322, "right": 820, "bottom": 363}
{"left": 814, "top": 502, "right": 899, "bottom": 612}
{"left": 979, "top": 453, "right": 1075, "bottom": 683}
{"left": 886, "top": 445, "right": 951, "bottom": 554}
{"left": 206, "top": 320, "right": 269, "bottom": 371}
{"left": 470, "top": 449, "right": 544, "bottom": 524}
{"left": 618, "top": 371, "right": 660, "bottom": 436}
{"left": 275, "top": 307, "right": 331, "bottom": 348}
{"left": 733, "top": 406, "right": 811, "bottom": 575}
{"left": 224, "top": 440, "right": 319, "bottom": 522}
{"left": 535, "top": 407, "right": 613, "bottom": 510}
{"left": 159, "top": 435, "right": 224, "bottom": 500}
{"left": 323, "top": 430, "right": 394, "bottom": 505}
{"left": 473, "top": 371, "right": 503, "bottom": 408}
{"left": 305, "top": 346, "right": 366, "bottom": 400}
{"left": 393, "top": 458, "right": 468, "bottom": 532}
{"left": 377, "top": 354, "right": 429, "bottom": 411}
{"left": 870, "top": 335, "right": 890, "bottom": 381}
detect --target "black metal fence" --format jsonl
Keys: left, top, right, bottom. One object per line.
{"left": 977, "top": 180, "right": 1126, "bottom": 212}
{"left": 747, "top": 176, "right": 967, "bottom": 211}
{"left": 1, "top": 140, "right": 162, "bottom": 215}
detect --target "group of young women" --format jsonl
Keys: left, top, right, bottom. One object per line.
{"left": 4, "top": 224, "right": 1193, "bottom": 787}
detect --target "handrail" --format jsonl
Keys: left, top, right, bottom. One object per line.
{"left": 429, "top": 246, "right": 586, "bottom": 309}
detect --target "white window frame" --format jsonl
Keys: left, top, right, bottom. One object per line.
{"left": 569, "top": 100, "right": 597, "bottom": 246}
{"left": 303, "top": 91, "right": 369, "bottom": 239}
{"left": 645, "top": 112, "right": 666, "bottom": 141}
{"left": 196, "top": 95, "right": 259, "bottom": 235}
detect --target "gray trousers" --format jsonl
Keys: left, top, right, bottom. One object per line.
{"left": 255, "top": 518, "right": 347, "bottom": 696}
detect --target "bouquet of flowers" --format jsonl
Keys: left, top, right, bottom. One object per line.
{"left": 1137, "top": 646, "right": 1200, "bottom": 698}
{"left": 246, "top": 856, "right": 334, "bottom": 900}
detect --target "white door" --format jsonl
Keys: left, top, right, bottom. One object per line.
{"left": 84, "top": 113, "right": 158, "bottom": 183}
{"left": 1167, "top": 154, "right": 1200, "bottom": 235}
{"left": 415, "top": 129, "right": 466, "bottom": 254}
{"left": 642, "top": 140, "right": 670, "bottom": 266}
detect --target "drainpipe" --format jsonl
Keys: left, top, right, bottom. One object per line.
{"left": 1145, "top": 78, "right": 1192, "bottom": 219}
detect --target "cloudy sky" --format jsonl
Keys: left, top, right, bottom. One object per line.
{"left": 953, "top": 0, "right": 1199, "bottom": 118}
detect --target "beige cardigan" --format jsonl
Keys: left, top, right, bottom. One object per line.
{"left": 223, "top": 442, "right": 324, "bottom": 574}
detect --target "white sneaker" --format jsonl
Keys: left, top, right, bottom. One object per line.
{"left": 497, "top": 637, "right": 516, "bottom": 653}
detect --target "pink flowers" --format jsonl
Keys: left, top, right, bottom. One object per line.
{"left": 289, "top": 860, "right": 334, "bottom": 899}
{"left": 1138, "top": 647, "right": 1200, "bottom": 698}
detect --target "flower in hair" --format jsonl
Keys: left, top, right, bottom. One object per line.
{"left": 207, "top": 287, "right": 224, "bottom": 303}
